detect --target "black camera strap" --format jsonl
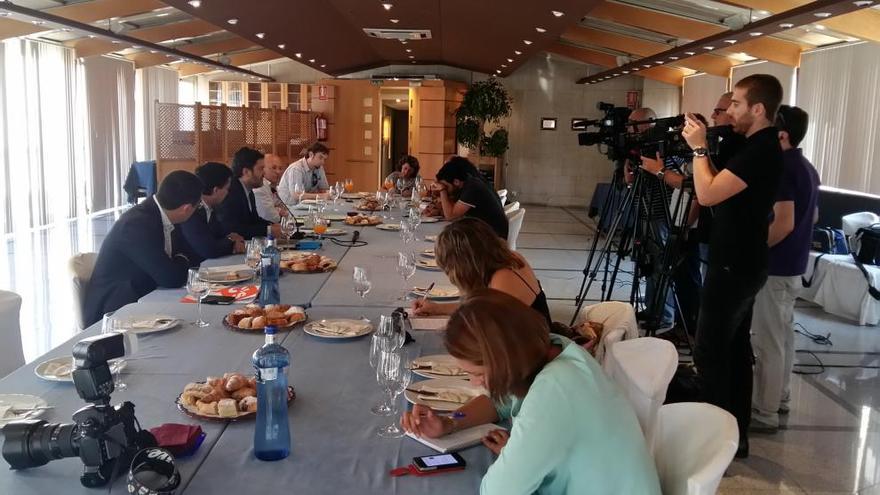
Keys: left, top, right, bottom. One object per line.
{"left": 127, "top": 448, "right": 180, "bottom": 495}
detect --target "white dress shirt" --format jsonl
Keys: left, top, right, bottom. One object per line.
{"left": 278, "top": 158, "right": 329, "bottom": 205}
{"left": 253, "top": 178, "right": 281, "bottom": 223}
{"left": 154, "top": 196, "right": 174, "bottom": 257}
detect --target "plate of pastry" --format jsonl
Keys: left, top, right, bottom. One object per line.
{"left": 223, "top": 304, "right": 307, "bottom": 332}
{"left": 356, "top": 198, "right": 382, "bottom": 211}
{"left": 344, "top": 214, "right": 382, "bottom": 226}
{"left": 404, "top": 377, "right": 486, "bottom": 412}
{"left": 199, "top": 265, "right": 255, "bottom": 284}
{"left": 279, "top": 253, "right": 338, "bottom": 273}
{"left": 176, "top": 373, "right": 295, "bottom": 421}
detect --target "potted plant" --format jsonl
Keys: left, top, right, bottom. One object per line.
{"left": 455, "top": 79, "right": 512, "bottom": 186}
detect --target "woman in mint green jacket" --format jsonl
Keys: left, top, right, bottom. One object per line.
{"left": 401, "top": 289, "right": 661, "bottom": 495}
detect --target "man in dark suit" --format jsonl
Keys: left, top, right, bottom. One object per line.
{"left": 182, "top": 162, "right": 246, "bottom": 260}
{"left": 84, "top": 171, "right": 203, "bottom": 327}
{"left": 216, "top": 147, "right": 281, "bottom": 239}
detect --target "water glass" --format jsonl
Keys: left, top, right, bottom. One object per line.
{"left": 376, "top": 348, "right": 411, "bottom": 438}
{"left": 399, "top": 218, "right": 416, "bottom": 244}
{"left": 293, "top": 183, "right": 305, "bottom": 204}
{"left": 187, "top": 268, "right": 210, "bottom": 328}
{"left": 353, "top": 266, "right": 372, "bottom": 320}
{"left": 397, "top": 251, "right": 416, "bottom": 300}
{"left": 280, "top": 216, "right": 296, "bottom": 241}
{"left": 101, "top": 312, "right": 134, "bottom": 391}
{"left": 407, "top": 206, "right": 422, "bottom": 230}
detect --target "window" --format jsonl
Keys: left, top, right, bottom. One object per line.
{"left": 248, "top": 82, "right": 262, "bottom": 108}
{"left": 287, "top": 84, "right": 301, "bottom": 111}
{"left": 227, "top": 81, "right": 243, "bottom": 107}
{"left": 208, "top": 81, "right": 222, "bottom": 105}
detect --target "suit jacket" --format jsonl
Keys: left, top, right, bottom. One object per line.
{"left": 83, "top": 199, "right": 197, "bottom": 327}
{"left": 216, "top": 178, "right": 271, "bottom": 239}
{"left": 181, "top": 206, "right": 235, "bottom": 261}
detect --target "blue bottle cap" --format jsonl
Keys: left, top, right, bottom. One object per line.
{"left": 265, "top": 325, "right": 277, "bottom": 335}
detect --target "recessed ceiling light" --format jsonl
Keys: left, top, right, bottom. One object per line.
{"left": 814, "top": 24, "right": 827, "bottom": 30}
{"left": 612, "top": 73, "right": 619, "bottom": 76}
{"left": 111, "top": 40, "right": 121, "bottom": 44}
{"left": 295, "top": 52, "right": 302, "bottom": 58}
{"left": 320, "top": 64, "right": 326, "bottom": 68}
{"left": 749, "top": 32, "right": 763, "bottom": 36}
{"left": 854, "top": 0, "right": 873, "bottom": 6}
{"left": 551, "top": 10, "right": 564, "bottom": 17}
{"left": 405, "top": 49, "right": 411, "bottom": 53}
{"left": 779, "top": 23, "right": 795, "bottom": 28}
{"left": 632, "top": 68, "right": 640, "bottom": 71}
{"left": 703, "top": 46, "right": 715, "bottom": 50}
{"left": 411, "top": 60, "right": 416, "bottom": 64}
{"left": 60, "top": 28, "right": 71, "bottom": 32}
{"left": 523, "top": 40, "right": 532, "bottom": 45}
{"left": 622, "top": 70, "right": 629, "bottom": 74}
{"left": 724, "top": 39, "right": 737, "bottom": 44}
{"left": 655, "top": 61, "right": 664, "bottom": 64}
{"left": 400, "top": 40, "right": 407, "bottom": 45}
{"left": 31, "top": 20, "right": 45, "bottom": 25}
{"left": 382, "top": 3, "right": 393, "bottom": 10}
{"left": 277, "top": 44, "right": 286, "bottom": 49}
{"left": 188, "top": 0, "right": 201, "bottom": 7}
{"left": 685, "top": 51, "right": 695, "bottom": 55}
{"left": 408, "top": 55, "right": 414, "bottom": 59}
{"left": 395, "top": 98, "right": 402, "bottom": 103}
{"left": 813, "top": 12, "right": 831, "bottom": 18}
{"left": 256, "top": 32, "right": 265, "bottom": 39}
{"left": 390, "top": 19, "right": 399, "bottom": 24}
{"left": 496, "top": 69, "right": 501, "bottom": 74}
{"left": 88, "top": 34, "right": 96, "bottom": 38}
{"left": 514, "top": 50, "right": 522, "bottom": 55}
{"left": 643, "top": 64, "right": 651, "bottom": 67}
{"left": 309, "top": 58, "right": 315, "bottom": 63}
{"left": 227, "top": 18, "right": 238, "bottom": 25}
{"left": 669, "top": 56, "right": 679, "bottom": 60}
{"left": 156, "top": 12, "right": 169, "bottom": 17}
{"left": 150, "top": 50, "right": 158, "bottom": 53}
{"left": 507, "top": 58, "right": 513, "bottom": 62}
{"left": 501, "top": 64, "right": 507, "bottom": 68}
{"left": 535, "top": 27, "right": 546, "bottom": 33}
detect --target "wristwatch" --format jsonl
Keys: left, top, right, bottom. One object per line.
{"left": 693, "top": 147, "right": 709, "bottom": 157}
{"left": 656, "top": 170, "right": 665, "bottom": 179}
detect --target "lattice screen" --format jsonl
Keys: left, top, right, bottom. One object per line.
{"left": 199, "top": 106, "right": 224, "bottom": 163}
{"left": 156, "top": 103, "right": 196, "bottom": 160}
{"left": 225, "top": 107, "right": 246, "bottom": 162}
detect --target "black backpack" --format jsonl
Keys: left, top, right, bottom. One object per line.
{"left": 851, "top": 223, "right": 880, "bottom": 301}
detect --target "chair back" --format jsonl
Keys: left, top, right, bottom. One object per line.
{"left": 652, "top": 402, "right": 739, "bottom": 495}
{"left": 0, "top": 290, "right": 25, "bottom": 377}
{"left": 504, "top": 201, "right": 520, "bottom": 214}
{"left": 574, "top": 301, "right": 639, "bottom": 364}
{"left": 68, "top": 252, "right": 98, "bottom": 331}
{"left": 603, "top": 337, "right": 678, "bottom": 449}
{"left": 506, "top": 208, "right": 526, "bottom": 251}
{"left": 497, "top": 189, "right": 508, "bottom": 206}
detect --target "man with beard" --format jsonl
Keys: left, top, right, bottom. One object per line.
{"left": 681, "top": 74, "right": 784, "bottom": 458}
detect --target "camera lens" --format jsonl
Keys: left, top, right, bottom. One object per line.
{"left": 2, "top": 420, "right": 79, "bottom": 469}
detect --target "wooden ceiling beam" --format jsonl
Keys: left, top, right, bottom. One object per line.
{"left": 716, "top": 0, "right": 880, "bottom": 43}
{"left": 66, "top": 19, "right": 222, "bottom": 58}
{"left": 127, "top": 37, "right": 257, "bottom": 68}
{"left": 0, "top": 0, "right": 163, "bottom": 41}
{"left": 561, "top": 26, "right": 735, "bottom": 78}
{"left": 586, "top": 0, "right": 806, "bottom": 66}
{"left": 177, "top": 48, "right": 282, "bottom": 77}
{"left": 546, "top": 42, "right": 688, "bottom": 86}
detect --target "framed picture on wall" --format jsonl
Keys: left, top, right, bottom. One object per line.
{"left": 541, "top": 117, "right": 557, "bottom": 130}
{"left": 571, "top": 118, "right": 589, "bottom": 131}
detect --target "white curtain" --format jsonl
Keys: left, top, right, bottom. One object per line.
{"left": 731, "top": 61, "right": 796, "bottom": 107}
{"left": 681, "top": 73, "right": 728, "bottom": 122}
{"left": 83, "top": 55, "right": 136, "bottom": 211}
{"left": 0, "top": 39, "right": 90, "bottom": 235}
{"left": 135, "top": 66, "right": 178, "bottom": 161}
{"left": 797, "top": 42, "right": 880, "bottom": 194}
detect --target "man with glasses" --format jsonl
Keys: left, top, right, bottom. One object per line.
{"left": 278, "top": 142, "right": 330, "bottom": 204}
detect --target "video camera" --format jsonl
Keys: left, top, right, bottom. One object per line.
{"left": 1, "top": 333, "right": 155, "bottom": 487}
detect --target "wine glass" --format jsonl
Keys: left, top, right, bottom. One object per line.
{"left": 369, "top": 329, "right": 398, "bottom": 415}
{"left": 313, "top": 216, "right": 329, "bottom": 240}
{"left": 331, "top": 183, "right": 342, "bottom": 204}
{"left": 408, "top": 206, "right": 422, "bottom": 230}
{"left": 245, "top": 239, "right": 262, "bottom": 270}
{"left": 187, "top": 268, "right": 210, "bottom": 328}
{"left": 396, "top": 177, "right": 406, "bottom": 195}
{"left": 397, "top": 251, "right": 416, "bottom": 300}
{"left": 293, "top": 182, "right": 305, "bottom": 205}
{"left": 280, "top": 216, "right": 296, "bottom": 242}
{"left": 353, "top": 266, "right": 372, "bottom": 321}
{"left": 384, "top": 176, "right": 394, "bottom": 190}
{"left": 377, "top": 348, "right": 411, "bottom": 438}
{"left": 344, "top": 178, "right": 354, "bottom": 193}
{"left": 102, "top": 312, "right": 136, "bottom": 391}
{"left": 399, "top": 218, "right": 416, "bottom": 245}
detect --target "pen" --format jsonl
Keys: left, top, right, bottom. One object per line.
{"left": 420, "top": 282, "right": 436, "bottom": 302}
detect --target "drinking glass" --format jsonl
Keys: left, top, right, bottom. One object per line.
{"left": 246, "top": 239, "right": 262, "bottom": 270}
{"left": 384, "top": 177, "right": 394, "bottom": 190}
{"left": 187, "top": 268, "right": 210, "bottom": 328}
{"left": 293, "top": 182, "right": 305, "bottom": 204}
{"left": 399, "top": 218, "right": 416, "bottom": 245}
{"left": 396, "top": 177, "right": 406, "bottom": 195}
{"left": 315, "top": 194, "right": 327, "bottom": 214}
{"left": 344, "top": 178, "right": 354, "bottom": 193}
{"left": 331, "top": 183, "right": 343, "bottom": 204}
{"left": 353, "top": 266, "right": 372, "bottom": 320}
{"left": 397, "top": 251, "right": 416, "bottom": 300}
{"left": 377, "top": 348, "right": 411, "bottom": 438}
{"left": 280, "top": 216, "right": 296, "bottom": 242}
{"left": 313, "top": 217, "right": 329, "bottom": 240}
{"left": 369, "top": 331, "right": 397, "bottom": 415}
{"left": 102, "top": 312, "right": 135, "bottom": 391}
{"left": 407, "top": 206, "right": 422, "bottom": 230}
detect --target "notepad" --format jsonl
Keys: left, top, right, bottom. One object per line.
{"left": 410, "top": 317, "right": 449, "bottom": 331}
{"left": 406, "top": 424, "right": 505, "bottom": 453}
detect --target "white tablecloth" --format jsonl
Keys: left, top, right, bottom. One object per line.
{"left": 801, "top": 251, "right": 880, "bottom": 325}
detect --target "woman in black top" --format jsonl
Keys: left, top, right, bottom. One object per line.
{"left": 411, "top": 217, "right": 552, "bottom": 326}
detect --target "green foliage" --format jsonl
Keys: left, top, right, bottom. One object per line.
{"left": 482, "top": 128, "right": 509, "bottom": 157}
{"left": 455, "top": 79, "right": 512, "bottom": 157}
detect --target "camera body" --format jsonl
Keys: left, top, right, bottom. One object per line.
{"left": 1, "top": 333, "right": 155, "bottom": 487}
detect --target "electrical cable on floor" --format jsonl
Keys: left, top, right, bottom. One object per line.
{"left": 793, "top": 322, "right": 830, "bottom": 376}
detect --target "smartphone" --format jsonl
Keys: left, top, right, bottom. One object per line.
{"left": 201, "top": 295, "right": 235, "bottom": 305}
{"left": 412, "top": 453, "right": 466, "bottom": 473}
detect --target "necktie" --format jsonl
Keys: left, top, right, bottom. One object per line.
{"left": 248, "top": 189, "right": 257, "bottom": 213}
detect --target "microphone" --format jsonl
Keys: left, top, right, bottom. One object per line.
{"left": 352, "top": 230, "right": 360, "bottom": 243}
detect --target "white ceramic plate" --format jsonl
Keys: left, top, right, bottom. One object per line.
{"left": 420, "top": 248, "right": 435, "bottom": 258}
{"left": 424, "top": 235, "right": 437, "bottom": 242}
{"left": 404, "top": 377, "right": 485, "bottom": 412}
{"left": 0, "top": 394, "right": 48, "bottom": 426}
{"left": 301, "top": 228, "right": 347, "bottom": 236}
{"left": 419, "top": 217, "right": 441, "bottom": 223}
{"left": 325, "top": 214, "right": 348, "bottom": 221}
{"left": 416, "top": 259, "right": 441, "bottom": 271}
{"left": 303, "top": 319, "right": 373, "bottom": 339}
{"left": 118, "top": 314, "right": 180, "bottom": 334}
{"left": 35, "top": 357, "right": 124, "bottom": 382}
{"left": 376, "top": 223, "right": 401, "bottom": 231}
{"left": 341, "top": 193, "right": 364, "bottom": 200}
{"left": 410, "top": 284, "right": 459, "bottom": 300}
{"left": 409, "top": 354, "right": 469, "bottom": 380}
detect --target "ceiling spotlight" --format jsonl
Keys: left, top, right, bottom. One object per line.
{"left": 612, "top": 73, "right": 619, "bottom": 76}
{"left": 749, "top": 32, "right": 763, "bottom": 36}
{"left": 150, "top": 50, "right": 158, "bottom": 53}
{"left": 724, "top": 39, "right": 737, "bottom": 44}
{"left": 814, "top": 24, "right": 827, "bottom": 30}
{"left": 496, "top": 69, "right": 502, "bottom": 74}
{"left": 31, "top": 20, "right": 45, "bottom": 25}
{"left": 88, "top": 35, "right": 96, "bottom": 38}
{"left": 551, "top": 10, "right": 564, "bottom": 17}
{"left": 227, "top": 18, "right": 238, "bottom": 25}
{"left": 256, "top": 32, "right": 265, "bottom": 39}
{"left": 188, "top": 0, "right": 201, "bottom": 7}
{"left": 523, "top": 40, "right": 533, "bottom": 45}
{"left": 501, "top": 64, "right": 507, "bottom": 68}
{"left": 685, "top": 51, "right": 695, "bottom": 55}
{"left": 278, "top": 44, "right": 286, "bottom": 49}
{"left": 408, "top": 55, "right": 414, "bottom": 59}
{"left": 395, "top": 98, "right": 402, "bottom": 103}
{"left": 309, "top": 58, "right": 315, "bottom": 63}
{"left": 703, "top": 46, "right": 715, "bottom": 50}
{"left": 320, "top": 64, "right": 326, "bottom": 68}
{"left": 535, "top": 27, "right": 547, "bottom": 33}
{"left": 295, "top": 52, "right": 302, "bottom": 58}
{"left": 643, "top": 64, "right": 652, "bottom": 68}
{"left": 405, "top": 48, "right": 412, "bottom": 53}
{"left": 622, "top": 70, "right": 629, "bottom": 74}
{"left": 813, "top": 12, "right": 831, "bottom": 17}
{"left": 156, "top": 12, "right": 169, "bottom": 17}
{"left": 632, "top": 67, "right": 640, "bottom": 71}
{"left": 390, "top": 19, "right": 399, "bottom": 24}
{"left": 779, "top": 23, "right": 795, "bottom": 28}
{"left": 854, "top": 0, "right": 873, "bottom": 6}
{"left": 669, "top": 56, "right": 679, "bottom": 60}
{"left": 507, "top": 58, "right": 513, "bottom": 62}
{"left": 382, "top": 3, "right": 393, "bottom": 10}
{"left": 514, "top": 50, "right": 522, "bottom": 55}
{"left": 655, "top": 60, "right": 664, "bottom": 64}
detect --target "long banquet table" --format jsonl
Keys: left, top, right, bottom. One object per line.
{"left": 0, "top": 203, "right": 493, "bottom": 494}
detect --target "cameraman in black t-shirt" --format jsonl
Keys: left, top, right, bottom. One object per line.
{"left": 681, "top": 74, "right": 784, "bottom": 458}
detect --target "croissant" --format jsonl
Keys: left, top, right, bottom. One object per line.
{"left": 225, "top": 375, "right": 247, "bottom": 392}
{"left": 231, "top": 387, "right": 257, "bottom": 400}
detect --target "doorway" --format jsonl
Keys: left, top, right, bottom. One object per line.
{"left": 380, "top": 90, "right": 409, "bottom": 180}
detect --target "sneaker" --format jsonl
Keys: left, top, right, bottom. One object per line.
{"left": 750, "top": 415, "right": 779, "bottom": 434}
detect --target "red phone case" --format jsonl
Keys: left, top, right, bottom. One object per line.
{"left": 389, "top": 464, "right": 465, "bottom": 477}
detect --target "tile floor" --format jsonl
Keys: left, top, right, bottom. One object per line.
{"left": 2, "top": 204, "right": 878, "bottom": 494}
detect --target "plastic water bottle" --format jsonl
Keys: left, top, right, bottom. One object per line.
{"left": 258, "top": 235, "right": 280, "bottom": 306}
{"left": 253, "top": 325, "right": 290, "bottom": 460}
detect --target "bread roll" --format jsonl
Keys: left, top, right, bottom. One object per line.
{"left": 284, "top": 306, "right": 304, "bottom": 317}
{"left": 265, "top": 310, "right": 285, "bottom": 320}
{"left": 267, "top": 317, "right": 288, "bottom": 327}
{"left": 206, "top": 377, "right": 223, "bottom": 388}
{"left": 252, "top": 316, "right": 267, "bottom": 329}
{"left": 217, "top": 399, "right": 238, "bottom": 418}
{"left": 238, "top": 317, "right": 253, "bottom": 329}
{"left": 181, "top": 391, "right": 199, "bottom": 406}
{"left": 225, "top": 374, "right": 247, "bottom": 392}
{"left": 239, "top": 396, "right": 257, "bottom": 413}
{"left": 231, "top": 386, "right": 256, "bottom": 400}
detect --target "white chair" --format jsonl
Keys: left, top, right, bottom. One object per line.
{"left": 504, "top": 201, "right": 520, "bottom": 215}
{"left": 68, "top": 252, "right": 98, "bottom": 332}
{"left": 603, "top": 337, "right": 678, "bottom": 449}
{"left": 0, "top": 290, "right": 25, "bottom": 378}
{"left": 573, "top": 301, "right": 639, "bottom": 364}
{"left": 652, "top": 402, "right": 739, "bottom": 495}
{"left": 506, "top": 207, "right": 525, "bottom": 251}
{"left": 497, "top": 188, "right": 508, "bottom": 206}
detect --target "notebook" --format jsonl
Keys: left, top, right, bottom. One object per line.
{"left": 406, "top": 424, "right": 506, "bottom": 453}
{"left": 410, "top": 317, "right": 449, "bottom": 331}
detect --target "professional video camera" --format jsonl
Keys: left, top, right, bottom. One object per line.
{"left": 1, "top": 333, "right": 155, "bottom": 487}
{"left": 577, "top": 102, "right": 633, "bottom": 162}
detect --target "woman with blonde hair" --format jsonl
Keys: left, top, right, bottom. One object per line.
{"left": 411, "top": 217, "right": 551, "bottom": 326}
{"left": 401, "top": 289, "right": 661, "bottom": 494}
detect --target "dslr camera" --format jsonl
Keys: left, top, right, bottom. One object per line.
{"left": 1, "top": 333, "right": 155, "bottom": 487}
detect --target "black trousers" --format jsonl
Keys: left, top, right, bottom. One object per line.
{"left": 694, "top": 263, "right": 767, "bottom": 441}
